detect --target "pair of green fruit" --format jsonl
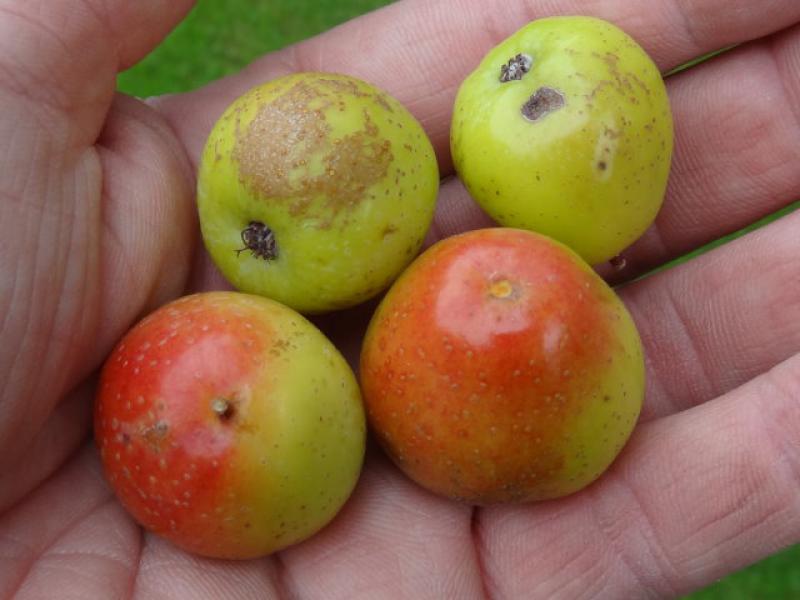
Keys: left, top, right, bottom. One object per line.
{"left": 198, "top": 16, "right": 673, "bottom": 314}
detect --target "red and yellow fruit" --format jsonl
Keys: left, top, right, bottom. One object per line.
{"left": 360, "top": 228, "right": 643, "bottom": 503}
{"left": 95, "top": 292, "right": 365, "bottom": 559}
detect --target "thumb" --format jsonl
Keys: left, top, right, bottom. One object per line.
{"left": 0, "top": 0, "right": 196, "bottom": 509}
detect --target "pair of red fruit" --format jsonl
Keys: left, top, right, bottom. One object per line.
{"left": 95, "top": 16, "right": 672, "bottom": 559}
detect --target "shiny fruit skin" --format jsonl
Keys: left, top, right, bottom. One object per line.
{"left": 451, "top": 16, "right": 673, "bottom": 265}
{"left": 95, "top": 292, "right": 365, "bottom": 559}
{"left": 360, "top": 229, "right": 644, "bottom": 504}
{"left": 197, "top": 72, "right": 439, "bottom": 314}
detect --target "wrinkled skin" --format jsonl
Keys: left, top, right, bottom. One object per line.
{"left": 2, "top": 1, "right": 800, "bottom": 599}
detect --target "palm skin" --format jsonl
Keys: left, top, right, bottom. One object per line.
{"left": 1, "top": 0, "right": 800, "bottom": 598}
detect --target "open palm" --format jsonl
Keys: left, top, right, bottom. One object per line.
{"left": 2, "top": 0, "right": 799, "bottom": 598}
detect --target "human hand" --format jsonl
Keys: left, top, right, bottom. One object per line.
{"left": 2, "top": 0, "right": 799, "bottom": 598}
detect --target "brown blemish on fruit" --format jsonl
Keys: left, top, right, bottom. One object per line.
{"left": 521, "top": 87, "right": 565, "bottom": 122}
{"left": 372, "top": 93, "right": 395, "bottom": 113}
{"left": 317, "top": 77, "right": 369, "bottom": 98}
{"left": 589, "top": 80, "right": 614, "bottom": 100}
{"left": 499, "top": 53, "right": 533, "bottom": 82}
{"left": 141, "top": 420, "right": 169, "bottom": 451}
{"left": 233, "top": 79, "right": 393, "bottom": 226}
{"left": 592, "top": 51, "right": 651, "bottom": 101}
{"left": 236, "top": 221, "right": 278, "bottom": 261}
{"left": 381, "top": 224, "right": 398, "bottom": 238}
{"left": 269, "top": 338, "right": 292, "bottom": 358}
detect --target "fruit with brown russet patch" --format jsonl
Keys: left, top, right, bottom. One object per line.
{"left": 197, "top": 72, "right": 439, "bottom": 314}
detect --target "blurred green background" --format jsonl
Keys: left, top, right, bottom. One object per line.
{"left": 118, "top": 1, "right": 799, "bottom": 598}
{"left": 118, "top": 0, "right": 390, "bottom": 96}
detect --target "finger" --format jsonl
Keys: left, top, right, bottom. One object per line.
{"left": 0, "top": 446, "right": 139, "bottom": 599}
{"left": 95, "top": 94, "right": 196, "bottom": 354}
{"left": 422, "top": 177, "right": 497, "bottom": 247}
{"left": 0, "top": 0, "right": 197, "bottom": 442}
{"left": 134, "top": 537, "right": 282, "bottom": 600}
{"left": 0, "top": 0, "right": 198, "bottom": 415}
{"left": 0, "top": 93, "right": 195, "bottom": 494}
{"left": 476, "top": 353, "right": 800, "bottom": 598}
{"left": 0, "top": 0, "right": 195, "bottom": 147}
{"left": 620, "top": 208, "right": 800, "bottom": 421}
{"left": 278, "top": 452, "right": 484, "bottom": 600}
{"left": 608, "top": 25, "right": 800, "bottom": 280}
{"left": 0, "top": 378, "right": 93, "bottom": 513}
{"left": 153, "top": 0, "right": 800, "bottom": 171}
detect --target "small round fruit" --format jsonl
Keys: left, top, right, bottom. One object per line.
{"left": 451, "top": 16, "right": 673, "bottom": 264}
{"left": 95, "top": 292, "right": 366, "bottom": 559}
{"left": 360, "top": 228, "right": 644, "bottom": 504}
{"left": 197, "top": 72, "right": 439, "bottom": 314}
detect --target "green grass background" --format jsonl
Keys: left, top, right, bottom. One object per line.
{"left": 118, "top": 2, "right": 799, "bottom": 597}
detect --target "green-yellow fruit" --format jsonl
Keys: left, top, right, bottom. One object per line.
{"left": 451, "top": 16, "right": 673, "bottom": 264}
{"left": 198, "top": 72, "right": 439, "bottom": 314}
